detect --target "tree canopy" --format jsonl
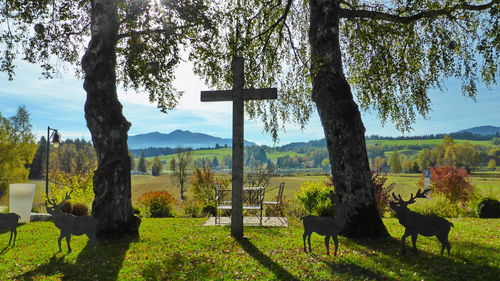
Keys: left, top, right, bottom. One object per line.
{"left": 0, "top": 106, "right": 37, "bottom": 186}
{"left": 1, "top": 0, "right": 212, "bottom": 111}
{"left": 191, "top": 0, "right": 498, "bottom": 137}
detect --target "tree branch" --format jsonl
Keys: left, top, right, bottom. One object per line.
{"left": 339, "top": 1, "right": 496, "bottom": 24}
{"left": 250, "top": 0, "right": 293, "bottom": 41}
{"left": 65, "top": 23, "right": 90, "bottom": 37}
{"left": 117, "top": 24, "right": 195, "bottom": 40}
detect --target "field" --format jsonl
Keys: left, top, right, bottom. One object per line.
{"left": 146, "top": 138, "right": 498, "bottom": 164}
{"left": 26, "top": 172, "right": 500, "bottom": 210}
{"left": 365, "top": 139, "right": 494, "bottom": 147}
{"left": 125, "top": 172, "right": 500, "bottom": 205}
{"left": 0, "top": 218, "right": 498, "bottom": 280}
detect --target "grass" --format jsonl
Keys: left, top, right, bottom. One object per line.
{"left": 149, "top": 148, "right": 233, "bottom": 163}
{"left": 0, "top": 218, "right": 498, "bottom": 280}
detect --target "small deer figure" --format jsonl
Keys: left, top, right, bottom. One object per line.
{"left": 301, "top": 191, "right": 352, "bottom": 256}
{"left": 46, "top": 191, "right": 98, "bottom": 253}
{"left": 0, "top": 213, "right": 21, "bottom": 246}
{"left": 390, "top": 189, "right": 454, "bottom": 255}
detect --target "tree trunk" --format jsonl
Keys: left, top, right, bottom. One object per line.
{"left": 82, "top": 0, "right": 140, "bottom": 239}
{"left": 309, "top": 0, "right": 389, "bottom": 238}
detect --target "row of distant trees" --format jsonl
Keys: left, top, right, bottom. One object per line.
{"left": 371, "top": 136, "right": 499, "bottom": 173}
{"left": 130, "top": 135, "right": 499, "bottom": 175}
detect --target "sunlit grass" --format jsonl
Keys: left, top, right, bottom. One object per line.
{"left": 0, "top": 218, "right": 498, "bottom": 280}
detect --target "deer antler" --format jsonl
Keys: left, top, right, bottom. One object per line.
{"left": 64, "top": 190, "right": 74, "bottom": 201}
{"left": 391, "top": 192, "right": 401, "bottom": 202}
{"left": 407, "top": 189, "right": 428, "bottom": 204}
{"left": 46, "top": 195, "right": 56, "bottom": 206}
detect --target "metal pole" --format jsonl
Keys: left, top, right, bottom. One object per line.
{"left": 45, "top": 126, "right": 50, "bottom": 198}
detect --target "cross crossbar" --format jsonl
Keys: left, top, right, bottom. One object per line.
{"left": 201, "top": 88, "right": 277, "bottom": 102}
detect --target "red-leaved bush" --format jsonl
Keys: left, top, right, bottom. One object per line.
{"left": 326, "top": 171, "right": 395, "bottom": 216}
{"left": 419, "top": 166, "right": 474, "bottom": 205}
{"left": 371, "top": 171, "right": 395, "bottom": 216}
{"left": 137, "top": 191, "right": 178, "bottom": 217}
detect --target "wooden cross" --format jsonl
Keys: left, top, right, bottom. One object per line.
{"left": 201, "top": 57, "right": 277, "bottom": 238}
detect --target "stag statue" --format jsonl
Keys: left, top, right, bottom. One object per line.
{"left": 390, "top": 189, "right": 454, "bottom": 255}
{"left": 46, "top": 191, "right": 98, "bottom": 253}
{"left": 301, "top": 191, "right": 352, "bottom": 256}
{"left": 0, "top": 212, "right": 21, "bottom": 246}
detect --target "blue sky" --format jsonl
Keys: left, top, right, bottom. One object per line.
{"left": 0, "top": 60, "right": 498, "bottom": 146}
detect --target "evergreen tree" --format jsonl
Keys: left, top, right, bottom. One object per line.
{"left": 29, "top": 136, "right": 48, "bottom": 179}
{"left": 211, "top": 157, "right": 219, "bottom": 169}
{"left": 138, "top": 152, "right": 147, "bottom": 175}
{"left": 151, "top": 156, "right": 162, "bottom": 176}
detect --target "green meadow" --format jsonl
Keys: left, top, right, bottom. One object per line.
{"left": 0, "top": 218, "right": 498, "bottom": 280}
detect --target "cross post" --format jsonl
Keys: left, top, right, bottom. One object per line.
{"left": 201, "top": 57, "right": 277, "bottom": 238}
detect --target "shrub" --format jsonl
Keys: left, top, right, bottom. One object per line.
{"left": 201, "top": 205, "right": 217, "bottom": 217}
{"left": 281, "top": 199, "right": 306, "bottom": 218}
{"left": 71, "top": 203, "right": 89, "bottom": 216}
{"left": 418, "top": 166, "right": 474, "bottom": 205}
{"left": 371, "top": 171, "right": 396, "bottom": 216}
{"left": 132, "top": 206, "right": 141, "bottom": 215}
{"left": 296, "top": 180, "right": 334, "bottom": 215}
{"left": 411, "top": 194, "right": 474, "bottom": 218}
{"left": 477, "top": 198, "right": 500, "bottom": 218}
{"left": 182, "top": 199, "right": 202, "bottom": 218}
{"left": 0, "top": 182, "right": 8, "bottom": 197}
{"left": 191, "top": 166, "right": 230, "bottom": 206}
{"left": 137, "top": 191, "right": 177, "bottom": 218}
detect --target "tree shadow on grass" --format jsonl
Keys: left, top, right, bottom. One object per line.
{"left": 350, "top": 236, "right": 500, "bottom": 281}
{"left": 140, "top": 251, "right": 213, "bottom": 280}
{"left": 236, "top": 237, "right": 300, "bottom": 281}
{"left": 15, "top": 236, "right": 136, "bottom": 281}
{"left": 318, "top": 254, "right": 398, "bottom": 281}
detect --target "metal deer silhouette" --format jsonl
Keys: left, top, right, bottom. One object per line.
{"left": 390, "top": 189, "right": 454, "bottom": 255}
{"left": 46, "top": 191, "right": 98, "bottom": 253}
{"left": 301, "top": 191, "right": 352, "bottom": 256}
{"left": 0, "top": 213, "right": 21, "bottom": 246}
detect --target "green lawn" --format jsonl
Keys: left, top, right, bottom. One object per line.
{"left": 0, "top": 218, "right": 498, "bottom": 280}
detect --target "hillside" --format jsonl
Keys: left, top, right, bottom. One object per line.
{"left": 128, "top": 130, "right": 257, "bottom": 149}
{"left": 457, "top": 125, "right": 500, "bottom": 136}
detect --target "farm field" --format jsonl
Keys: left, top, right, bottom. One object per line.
{"left": 365, "top": 139, "right": 495, "bottom": 147}
{"left": 26, "top": 172, "right": 500, "bottom": 209}
{"left": 0, "top": 218, "right": 498, "bottom": 280}
{"left": 126, "top": 172, "right": 500, "bottom": 204}
{"left": 145, "top": 138, "right": 498, "bottom": 163}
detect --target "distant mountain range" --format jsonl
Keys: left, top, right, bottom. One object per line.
{"left": 128, "top": 126, "right": 499, "bottom": 150}
{"left": 277, "top": 125, "right": 500, "bottom": 151}
{"left": 128, "top": 130, "right": 257, "bottom": 149}
{"left": 457, "top": 126, "right": 500, "bottom": 136}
